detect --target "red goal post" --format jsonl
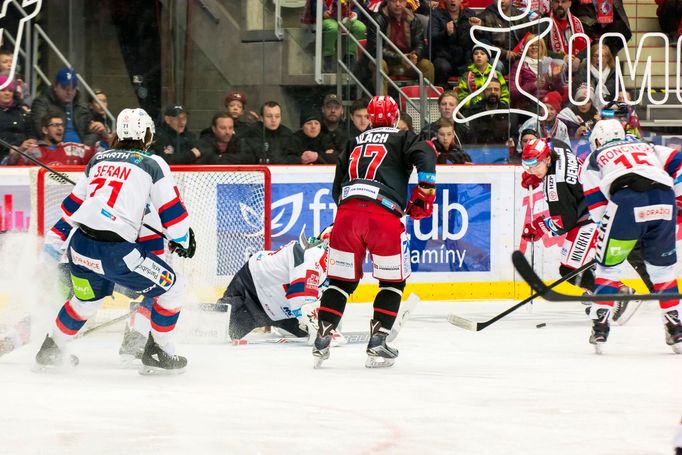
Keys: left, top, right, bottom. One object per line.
{"left": 32, "top": 165, "right": 271, "bottom": 300}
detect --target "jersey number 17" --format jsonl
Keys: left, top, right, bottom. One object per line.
{"left": 349, "top": 144, "right": 388, "bottom": 180}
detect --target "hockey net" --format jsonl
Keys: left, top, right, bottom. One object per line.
{"left": 31, "top": 165, "right": 271, "bottom": 301}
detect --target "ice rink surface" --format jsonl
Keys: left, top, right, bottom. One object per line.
{"left": 1, "top": 299, "right": 681, "bottom": 455}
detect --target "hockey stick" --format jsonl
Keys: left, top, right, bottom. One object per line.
{"left": 448, "top": 258, "right": 596, "bottom": 331}
{"left": 0, "top": 137, "right": 166, "bottom": 239}
{"left": 512, "top": 250, "right": 682, "bottom": 302}
{"left": 76, "top": 311, "right": 134, "bottom": 338}
{"left": 232, "top": 331, "right": 371, "bottom": 345}
{"left": 528, "top": 185, "right": 536, "bottom": 312}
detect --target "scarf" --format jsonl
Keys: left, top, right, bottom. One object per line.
{"left": 581, "top": 0, "right": 614, "bottom": 24}
{"left": 590, "top": 64, "right": 611, "bottom": 102}
{"left": 525, "top": 57, "right": 539, "bottom": 76}
{"left": 549, "top": 14, "right": 586, "bottom": 56}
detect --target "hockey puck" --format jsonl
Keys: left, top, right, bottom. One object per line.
{"left": 536, "top": 323, "right": 547, "bottom": 328}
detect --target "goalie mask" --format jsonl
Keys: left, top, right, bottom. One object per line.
{"left": 367, "top": 96, "right": 399, "bottom": 128}
{"left": 116, "top": 108, "right": 155, "bottom": 146}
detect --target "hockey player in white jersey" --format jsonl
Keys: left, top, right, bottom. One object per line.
{"left": 217, "top": 227, "right": 338, "bottom": 343}
{"left": 580, "top": 119, "right": 682, "bottom": 354}
{"left": 36, "top": 108, "right": 196, "bottom": 374}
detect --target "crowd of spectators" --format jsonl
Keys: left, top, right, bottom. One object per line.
{"left": 0, "top": 0, "right": 639, "bottom": 167}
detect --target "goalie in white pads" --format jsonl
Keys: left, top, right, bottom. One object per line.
{"left": 217, "top": 227, "right": 337, "bottom": 343}
{"left": 580, "top": 119, "right": 682, "bottom": 354}
{"left": 36, "top": 108, "right": 196, "bottom": 374}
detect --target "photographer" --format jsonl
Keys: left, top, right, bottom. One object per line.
{"left": 558, "top": 85, "right": 600, "bottom": 138}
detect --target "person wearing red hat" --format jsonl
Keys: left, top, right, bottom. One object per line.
{"left": 223, "top": 90, "right": 258, "bottom": 136}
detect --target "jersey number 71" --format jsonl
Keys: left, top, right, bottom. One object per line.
{"left": 349, "top": 144, "right": 388, "bottom": 180}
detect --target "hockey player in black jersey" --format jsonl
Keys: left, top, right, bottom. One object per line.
{"left": 520, "top": 137, "right": 653, "bottom": 325}
{"left": 312, "top": 95, "right": 437, "bottom": 368}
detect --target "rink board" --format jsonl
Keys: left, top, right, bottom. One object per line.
{"left": 0, "top": 166, "right": 668, "bottom": 304}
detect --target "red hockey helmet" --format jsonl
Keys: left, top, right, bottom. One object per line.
{"left": 521, "top": 138, "right": 551, "bottom": 170}
{"left": 367, "top": 96, "right": 399, "bottom": 128}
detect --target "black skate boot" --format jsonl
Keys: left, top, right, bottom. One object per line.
{"left": 139, "top": 333, "right": 187, "bottom": 375}
{"left": 365, "top": 319, "right": 399, "bottom": 368}
{"left": 589, "top": 308, "right": 611, "bottom": 355}
{"left": 663, "top": 310, "right": 682, "bottom": 354}
{"left": 612, "top": 286, "right": 642, "bottom": 326}
{"left": 34, "top": 334, "right": 78, "bottom": 371}
{"left": 312, "top": 322, "right": 334, "bottom": 369}
{"left": 119, "top": 325, "right": 147, "bottom": 364}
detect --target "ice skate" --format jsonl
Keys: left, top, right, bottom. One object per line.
{"left": 589, "top": 308, "right": 610, "bottom": 355}
{"left": 118, "top": 325, "right": 147, "bottom": 365}
{"left": 139, "top": 333, "right": 187, "bottom": 375}
{"left": 365, "top": 320, "right": 398, "bottom": 368}
{"left": 312, "top": 322, "right": 334, "bottom": 368}
{"left": 612, "top": 286, "right": 642, "bottom": 326}
{"left": 663, "top": 310, "right": 682, "bottom": 354}
{"left": 34, "top": 335, "right": 78, "bottom": 372}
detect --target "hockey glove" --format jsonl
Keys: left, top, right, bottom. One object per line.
{"left": 522, "top": 216, "right": 553, "bottom": 242}
{"left": 169, "top": 228, "right": 196, "bottom": 258}
{"left": 521, "top": 172, "right": 543, "bottom": 190}
{"left": 406, "top": 185, "right": 436, "bottom": 220}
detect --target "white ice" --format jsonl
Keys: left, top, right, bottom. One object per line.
{"left": 0, "top": 299, "right": 680, "bottom": 455}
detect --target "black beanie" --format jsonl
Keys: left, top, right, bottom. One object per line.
{"left": 300, "top": 107, "right": 322, "bottom": 127}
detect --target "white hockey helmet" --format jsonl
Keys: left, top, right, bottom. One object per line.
{"left": 589, "top": 118, "right": 625, "bottom": 152}
{"left": 116, "top": 108, "right": 155, "bottom": 142}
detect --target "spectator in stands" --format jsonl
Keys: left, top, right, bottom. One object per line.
{"left": 476, "top": 0, "right": 531, "bottom": 73}
{"left": 467, "top": 79, "right": 515, "bottom": 146}
{"left": 240, "top": 101, "right": 296, "bottom": 164}
{"left": 30, "top": 67, "right": 103, "bottom": 147}
{"left": 366, "top": 0, "right": 435, "bottom": 94}
{"left": 516, "top": 91, "right": 570, "bottom": 154}
{"left": 457, "top": 42, "right": 510, "bottom": 109}
{"left": 573, "top": 44, "right": 617, "bottom": 110}
{"left": 286, "top": 107, "right": 337, "bottom": 164}
{"left": 431, "top": 118, "right": 472, "bottom": 164}
{"left": 87, "top": 88, "right": 113, "bottom": 150}
{"left": 318, "top": 0, "right": 367, "bottom": 73}
{"left": 545, "top": 0, "right": 587, "bottom": 70}
{"left": 419, "top": 90, "right": 470, "bottom": 144}
{"left": 570, "top": 0, "right": 631, "bottom": 55}
{"left": 321, "top": 94, "right": 348, "bottom": 152}
{"left": 0, "top": 75, "right": 36, "bottom": 164}
{"left": 0, "top": 49, "right": 28, "bottom": 108}
{"left": 557, "top": 84, "right": 599, "bottom": 138}
{"left": 411, "top": 0, "right": 440, "bottom": 32}
{"left": 430, "top": 0, "right": 477, "bottom": 85}
{"left": 347, "top": 97, "right": 371, "bottom": 140}
{"left": 5, "top": 112, "right": 93, "bottom": 166}
{"left": 656, "top": 0, "right": 682, "bottom": 42}
{"left": 198, "top": 113, "right": 250, "bottom": 164}
{"left": 398, "top": 112, "right": 414, "bottom": 132}
{"left": 149, "top": 105, "right": 202, "bottom": 164}
{"left": 224, "top": 90, "right": 258, "bottom": 137}
{"left": 510, "top": 36, "right": 566, "bottom": 113}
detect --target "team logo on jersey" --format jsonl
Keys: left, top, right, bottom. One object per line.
{"left": 546, "top": 176, "right": 558, "bottom": 202}
{"left": 128, "top": 152, "right": 144, "bottom": 164}
{"left": 158, "top": 270, "right": 174, "bottom": 289}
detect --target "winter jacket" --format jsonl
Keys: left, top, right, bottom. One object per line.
{"left": 285, "top": 130, "right": 338, "bottom": 164}
{"left": 467, "top": 100, "right": 514, "bottom": 145}
{"left": 0, "top": 105, "right": 35, "bottom": 163}
{"left": 239, "top": 122, "right": 297, "bottom": 164}
{"left": 366, "top": 5, "right": 427, "bottom": 63}
{"left": 509, "top": 59, "right": 565, "bottom": 112}
{"left": 475, "top": 5, "right": 531, "bottom": 56}
{"left": 149, "top": 122, "right": 201, "bottom": 165}
{"left": 430, "top": 7, "right": 476, "bottom": 65}
{"left": 457, "top": 63, "right": 510, "bottom": 107}
{"left": 30, "top": 89, "right": 96, "bottom": 146}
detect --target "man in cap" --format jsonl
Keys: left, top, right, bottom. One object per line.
{"left": 31, "top": 67, "right": 103, "bottom": 147}
{"left": 321, "top": 94, "right": 348, "bottom": 153}
{"left": 148, "top": 105, "right": 202, "bottom": 164}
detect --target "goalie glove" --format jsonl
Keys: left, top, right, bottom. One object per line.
{"left": 406, "top": 185, "right": 436, "bottom": 220}
{"left": 169, "top": 228, "right": 196, "bottom": 258}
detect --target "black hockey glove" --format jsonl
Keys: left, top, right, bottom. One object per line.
{"left": 169, "top": 228, "right": 196, "bottom": 258}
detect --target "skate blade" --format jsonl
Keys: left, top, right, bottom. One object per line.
{"left": 138, "top": 365, "right": 186, "bottom": 376}
{"left": 31, "top": 360, "right": 78, "bottom": 374}
{"left": 592, "top": 342, "right": 604, "bottom": 355}
{"left": 313, "top": 356, "right": 326, "bottom": 369}
{"left": 365, "top": 355, "right": 396, "bottom": 368}
{"left": 613, "top": 300, "right": 643, "bottom": 326}
{"left": 119, "top": 354, "right": 141, "bottom": 368}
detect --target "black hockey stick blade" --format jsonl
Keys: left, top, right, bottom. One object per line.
{"left": 511, "top": 250, "right": 682, "bottom": 302}
{"left": 448, "top": 257, "right": 595, "bottom": 331}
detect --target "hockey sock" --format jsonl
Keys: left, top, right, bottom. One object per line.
{"left": 53, "top": 297, "right": 103, "bottom": 345}
{"left": 318, "top": 280, "right": 357, "bottom": 329}
{"left": 131, "top": 297, "right": 153, "bottom": 335}
{"left": 373, "top": 282, "right": 404, "bottom": 330}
